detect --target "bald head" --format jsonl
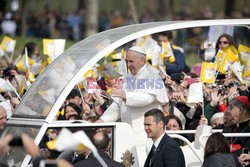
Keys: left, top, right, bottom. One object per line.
{"left": 0, "top": 106, "right": 7, "bottom": 130}
{"left": 91, "top": 131, "right": 110, "bottom": 152}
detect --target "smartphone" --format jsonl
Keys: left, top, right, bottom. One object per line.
{"left": 242, "top": 148, "right": 249, "bottom": 154}
{"left": 39, "top": 160, "right": 57, "bottom": 167}
{"left": 170, "top": 73, "right": 184, "bottom": 81}
{"left": 9, "top": 137, "right": 23, "bottom": 146}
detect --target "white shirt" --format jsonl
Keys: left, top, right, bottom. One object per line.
{"left": 153, "top": 132, "right": 165, "bottom": 150}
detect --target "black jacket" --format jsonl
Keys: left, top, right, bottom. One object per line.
{"left": 73, "top": 151, "right": 124, "bottom": 167}
{"left": 202, "top": 153, "right": 241, "bottom": 167}
{"left": 144, "top": 133, "right": 185, "bottom": 167}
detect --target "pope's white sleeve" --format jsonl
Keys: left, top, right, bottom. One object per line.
{"left": 100, "top": 102, "right": 121, "bottom": 122}
{"left": 125, "top": 92, "right": 155, "bottom": 107}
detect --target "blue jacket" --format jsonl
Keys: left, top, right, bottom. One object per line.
{"left": 165, "top": 49, "right": 186, "bottom": 74}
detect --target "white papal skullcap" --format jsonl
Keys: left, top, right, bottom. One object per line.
{"left": 210, "top": 112, "right": 224, "bottom": 123}
{"left": 128, "top": 46, "right": 146, "bottom": 55}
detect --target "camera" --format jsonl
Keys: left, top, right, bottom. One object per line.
{"left": 203, "top": 41, "right": 216, "bottom": 49}
{"left": 9, "top": 137, "right": 23, "bottom": 146}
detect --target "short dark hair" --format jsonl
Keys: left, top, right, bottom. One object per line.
{"left": 66, "top": 89, "right": 81, "bottom": 100}
{"left": 144, "top": 109, "right": 166, "bottom": 126}
{"left": 204, "top": 132, "right": 230, "bottom": 158}
{"left": 91, "top": 131, "right": 110, "bottom": 151}
{"left": 158, "top": 31, "right": 173, "bottom": 40}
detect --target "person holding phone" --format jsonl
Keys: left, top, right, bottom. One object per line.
{"left": 239, "top": 152, "right": 250, "bottom": 167}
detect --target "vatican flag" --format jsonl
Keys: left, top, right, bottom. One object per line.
{"left": 230, "top": 61, "right": 245, "bottom": 84}
{"left": 46, "top": 128, "right": 108, "bottom": 167}
{"left": 43, "top": 39, "right": 66, "bottom": 61}
{"left": 218, "top": 49, "right": 238, "bottom": 74}
{"left": 16, "top": 54, "right": 35, "bottom": 73}
{"left": 0, "top": 78, "right": 16, "bottom": 93}
{"left": 243, "top": 58, "right": 250, "bottom": 78}
{"left": 238, "top": 44, "right": 249, "bottom": 65}
{"left": 161, "top": 41, "right": 175, "bottom": 63}
{"left": 0, "top": 36, "right": 16, "bottom": 53}
{"left": 15, "top": 75, "right": 28, "bottom": 95}
{"left": 214, "top": 50, "right": 224, "bottom": 70}
{"left": 200, "top": 62, "right": 216, "bottom": 84}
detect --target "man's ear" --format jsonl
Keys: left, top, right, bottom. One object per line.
{"left": 141, "top": 57, "right": 146, "bottom": 66}
{"left": 159, "top": 121, "right": 164, "bottom": 129}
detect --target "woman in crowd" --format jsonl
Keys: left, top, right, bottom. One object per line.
{"left": 64, "top": 102, "right": 83, "bottom": 120}
{"left": 215, "top": 34, "right": 236, "bottom": 54}
{"left": 202, "top": 132, "right": 241, "bottom": 167}
{"left": 166, "top": 115, "right": 183, "bottom": 131}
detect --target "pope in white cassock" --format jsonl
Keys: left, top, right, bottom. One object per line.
{"left": 97, "top": 46, "right": 169, "bottom": 166}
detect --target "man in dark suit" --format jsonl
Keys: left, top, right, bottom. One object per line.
{"left": 144, "top": 109, "right": 185, "bottom": 167}
{"left": 73, "top": 131, "right": 124, "bottom": 167}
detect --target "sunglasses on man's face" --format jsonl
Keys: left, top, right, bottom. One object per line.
{"left": 219, "top": 41, "right": 229, "bottom": 45}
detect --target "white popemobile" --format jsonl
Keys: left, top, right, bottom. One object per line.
{"left": 0, "top": 19, "right": 250, "bottom": 167}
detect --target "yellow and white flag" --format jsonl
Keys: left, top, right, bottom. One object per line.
{"left": 15, "top": 74, "right": 28, "bottom": 95}
{"left": 46, "top": 128, "right": 108, "bottom": 167}
{"left": 243, "top": 57, "right": 250, "bottom": 78}
{"left": 230, "top": 61, "right": 245, "bottom": 84}
{"left": 214, "top": 50, "right": 224, "bottom": 70}
{"left": 43, "top": 39, "right": 66, "bottom": 61}
{"left": 238, "top": 44, "right": 249, "bottom": 65}
{"left": 161, "top": 41, "right": 175, "bottom": 63}
{"left": 0, "top": 78, "right": 16, "bottom": 93}
{"left": 218, "top": 49, "right": 238, "bottom": 74}
{"left": 200, "top": 62, "right": 216, "bottom": 84}
{"left": 0, "top": 36, "right": 16, "bottom": 53}
{"left": 16, "top": 54, "right": 35, "bottom": 73}
{"left": 0, "top": 94, "right": 5, "bottom": 102}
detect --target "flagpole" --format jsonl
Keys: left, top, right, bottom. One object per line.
{"left": 213, "top": 51, "right": 226, "bottom": 84}
{"left": 94, "top": 153, "right": 108, "bottom": 167}
{"left": 24, "top": 47, "right": 31, "bottom": 74}
{"left": 77, "top": 84, "right": 85, "bottom": 104}
{"left": 10, "top": 42, "right": 16, "bottom": 62}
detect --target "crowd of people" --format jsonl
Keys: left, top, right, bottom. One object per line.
{"left": 0, "top": 17, "right": 249, "bottom": 166}
{"left": 0, "top": 4, "right": 249, "bottom": 41}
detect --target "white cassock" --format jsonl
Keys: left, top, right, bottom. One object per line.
{"left": 100, "top": 64, "right": 169, "bottom": 166}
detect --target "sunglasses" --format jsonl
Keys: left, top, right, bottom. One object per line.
{"left": 219, "top": 41, "right": 229, "bottom": 44}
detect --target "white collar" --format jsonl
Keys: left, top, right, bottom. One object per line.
{"left": 153, "top": 132, "right": 165, "bottom": 149}
{"left": 134, "top": 64, "right": 147, "bottom": 78}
